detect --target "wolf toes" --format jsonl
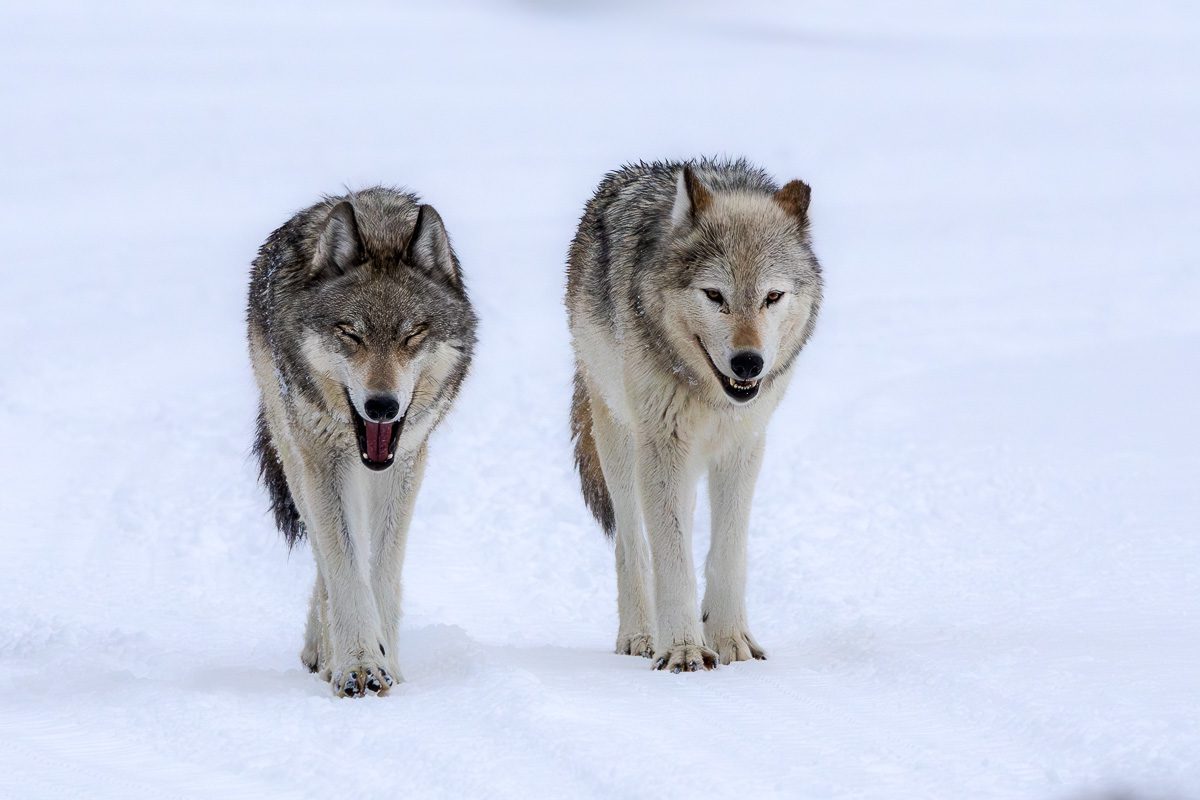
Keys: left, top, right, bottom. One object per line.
{"left": 331, "top": 664, "right": 392, "bottom": 698}
{"left": 652, "top": 643, "right": 717, "bottom": 673}
{"left": 366, "top": 665, "right": 400, "bottom": 693}
{"left": 707, "top": 629, "right": 767, "bottom": 665}
{"left": 616, "top": 632, "right": 655, "bottom": 658}
{"left": 341, "top": 671, "right": 364, "bottom": 698}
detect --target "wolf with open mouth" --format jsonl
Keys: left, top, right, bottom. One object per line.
{"left": 248, "top": 187, "right": 476, "bottom": 697}
{"left": 566, "top": 159, "right": 823, "bottom": 672}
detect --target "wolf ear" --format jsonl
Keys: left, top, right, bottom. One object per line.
{"left": 405, "top": 204, "right": 460, "bottom": 289}
{"left": 312, "top": 201, "right": 363, "bottom": 281}
{"left": 670, "top": 164, "right": 712, "bottom": 230}
{"left": 774, "top": 179, "right": 812, "bottom": 225}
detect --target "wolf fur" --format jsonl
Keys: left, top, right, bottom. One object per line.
{"left": 566, "top": 158, "right": 822, "bottom": 670}
{"left": 247, "top": 187, "right": 476, "bottom": 696}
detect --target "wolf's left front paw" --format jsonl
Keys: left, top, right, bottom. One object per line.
{"left": 652, "top": 642, "right": 717, "bottom": 673}
{"left": 705, "top": 627, "right": 766, "bottom": 665}
{"left": 330, "top": 662, "right": 396, "bottom": 698}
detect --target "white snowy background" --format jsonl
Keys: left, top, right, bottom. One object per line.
{"left": 1, "top": 1, "right": 1197, "bottom": 798}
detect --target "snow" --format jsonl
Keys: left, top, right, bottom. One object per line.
{"left": 2, "top": 1, "right": 1198, "bottom": 798}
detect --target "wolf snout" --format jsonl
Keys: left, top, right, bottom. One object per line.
{"left": 730, "top": 351, "right": 764, "bottom": 380}
{"left": 364, "top": 394, "right": 401, "bottom": 422}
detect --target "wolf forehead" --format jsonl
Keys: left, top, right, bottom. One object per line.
{"left": 307, "top": 273, "right": 439, "bottom": 327}
{"left": 675, "top": 213, "right": 817, "bottom": 271}
{"left": 669, "top": 206, "right": 819, "bottom": 286}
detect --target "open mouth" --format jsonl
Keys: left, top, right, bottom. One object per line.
{"left": 696, "top": 338, "right": 761, "bottom": 403}
{"left": 345, "top": 390, "right": 404, "bottom": 471}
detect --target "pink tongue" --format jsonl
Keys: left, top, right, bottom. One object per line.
{"left": 364, "top": 420, "right": 393, "bottom": 463}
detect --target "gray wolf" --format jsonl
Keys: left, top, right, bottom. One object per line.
{"left": 247, "top": 187, "right": 477, "bottom": 696}
{"left": 566, "top": 159, "right": 822, "bottom": 671}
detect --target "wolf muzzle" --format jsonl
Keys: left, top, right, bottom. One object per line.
{"left": 345, "top": 389, "right": 405, "bottom": 470}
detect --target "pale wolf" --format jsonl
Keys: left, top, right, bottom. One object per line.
{"left": 248, "top": 187, "right": 476, "bottom": 696}
{"left": 566, "top": 159, "right": 822, "bottom": 671}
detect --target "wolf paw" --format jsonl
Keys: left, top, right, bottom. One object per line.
{"left": 652, "top": 642, "right": 717, "bottom": 673}
{"left": 330, "top": 661, "right": 396, "bottom": 698}
{"left": 616, "top": 631, "right": 655, "bottom": 658}
{"left": 300, "top": 642, "right": 321, "bottom": 674}
{"left": 705, "top": 627, "right": 766, "bottom": 665}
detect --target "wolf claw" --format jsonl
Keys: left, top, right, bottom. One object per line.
{"left": 653, "top": 643, "right": 717, "bottom": 673}
{"left": 332, "top": 664, "right": 392, "bottom": 698}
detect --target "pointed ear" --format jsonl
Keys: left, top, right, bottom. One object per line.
{"left": 774, "top": 179, "right": 812, "bottom": 225}
{"left": 312, "top": 201, "right": 363, "bottom": 281}
{"left": 405, "top": 204, "right": 460, "bottom": 288}
{"left": 670, "top": 164, "right": 713, "bottom": 229}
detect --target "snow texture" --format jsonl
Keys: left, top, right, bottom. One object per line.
{"left": 1, "top": 1, "right": 1197, "bottom": 798}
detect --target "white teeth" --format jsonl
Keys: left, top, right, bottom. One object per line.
{"left": 387, "top": 454, "right": 393, "bottom": 460}
{"left": 362, "top": 452, "right": 369, "bottom": 459}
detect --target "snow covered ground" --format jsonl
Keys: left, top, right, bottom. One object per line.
{"left": 2, "top": 1, "right": 1198, "bottom": 797}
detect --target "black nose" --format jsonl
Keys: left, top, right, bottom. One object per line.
{"left": 364, "top": 394, "right": 400, "bottom": 422}
{"left": 730, "top": 351, "right": 764, "bottom": 380}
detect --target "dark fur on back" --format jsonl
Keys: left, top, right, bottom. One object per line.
{"left": 253, "top": 406, "right": 304, "bottom": 546}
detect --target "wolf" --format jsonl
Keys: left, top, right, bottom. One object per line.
{"left": 566, "top": 158, "right": 822, "bottom": 672}
{"left": 247, "top": 187, "right": 476, "bottom": 697}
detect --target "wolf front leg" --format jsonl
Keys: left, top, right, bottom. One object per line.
{"left": 369, "top": 446, "right": 427, "bottom": 685}
{"left": 302, "top": 461, "right": 394, "bottom": 698}
{"left": 300, "top": 570, "right": 328, "bottom": 676}
{"left": 590, "top": 397, "right": 655, "bottom": 657}
{"left": 636, "top": 430, "right": 717, "bottom": 672}
{"left": 702, "top": 437, "right": 767, "bottom": 664}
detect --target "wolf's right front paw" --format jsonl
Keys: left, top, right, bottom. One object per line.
{"left": 616, "top": 631, "right": 655, "bottom": 658}
{"left": 652, "top": 642, "right": 717, "bottom": 673}
{"left": 330, "top": 661, "right": 395, "bottom": 698}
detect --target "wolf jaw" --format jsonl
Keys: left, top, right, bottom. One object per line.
{"left": 344, "top": 388, "right": 404, "bottom": 470}
{"left": 695, "top": 337, "right": 760, "bottom": 403}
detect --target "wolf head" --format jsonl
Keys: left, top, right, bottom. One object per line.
{"left": 300, "top": 200, "right": 475, "bottom": 470}
{"left": 658, "top": 165, "right": 822, "bottom": 406}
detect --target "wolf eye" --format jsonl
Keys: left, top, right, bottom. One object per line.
{"left": 703, "top": 289, "right": 725, "bottom": 305}
{"left": 403, "top": 323, "right": 429, "bottom": 348}
{"left": 336, "top": 324, "right": 363, "bottom": 345}
{"left": 764, "top": 291, "right": 784, "bottom": 306}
